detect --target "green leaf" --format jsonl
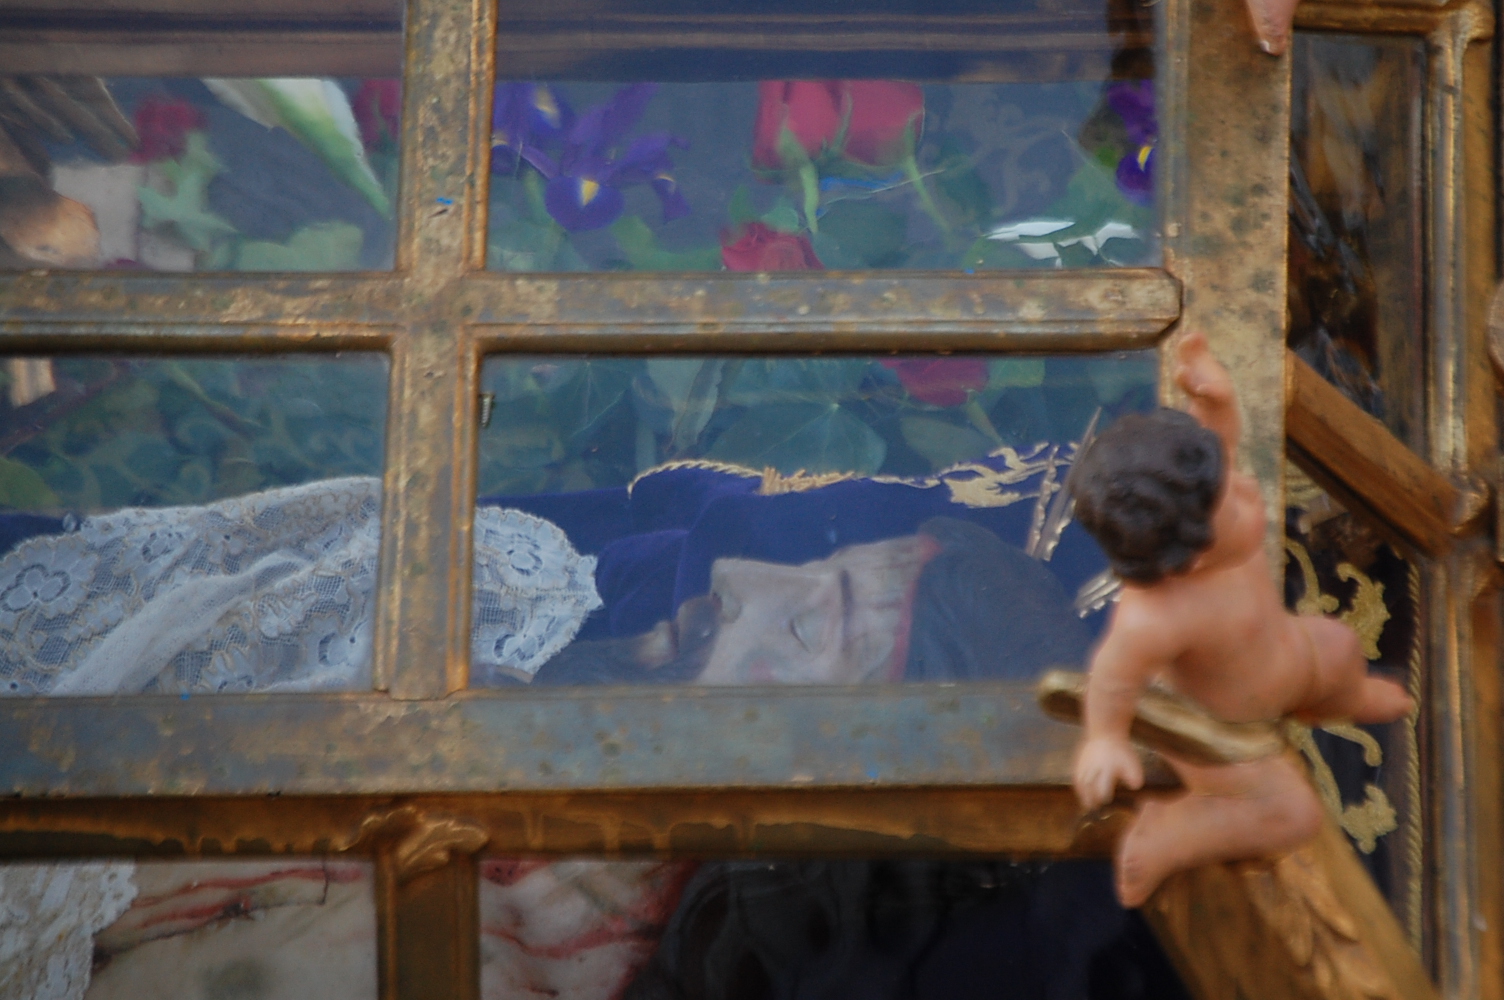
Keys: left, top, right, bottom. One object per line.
{"left": 0, "top": 457, "right": 59, "bottom": 509}
{"left": 610, "top": 216, "right": 721, "bottom": 271}
{"left": 550, "top": 362, "right": 633, "bottom": 444}
{"left": 988, "top": 358, "right": 1047, "bottom": 389}
{"left": 137, "top": 131, "right": 238, "bottom": 252}
{"left": 761, "top": 197, "right": 802, "bottom": 234}
{"left": 961, "top": 237, "right": 1053, "bottom": 271}
{"left": 235, "top": 222, "right": 364, "bottom": 271}
{"left": 707, "top": 403, "right": 886, "bottom": 475}
{"left": 934, "top": 138, "right": 993, "bottom": 227}
{"left": 816, "top": 201, "right": 906, "bottom": 268}
{"left": 899, "top": 415, "right": 990, "bottom": 470}
{"left": 725, "top": 359, "right": 872, "bottom": 407}
{"left": 727, "top": 185, "right": 759, "bottom": 227}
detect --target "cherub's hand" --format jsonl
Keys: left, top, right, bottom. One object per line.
{"left": 1173, "top": 331, "right": 1233, "bottom": 406}
{"left": 1073, "top": 737, "right": 1144, "bottom": 812}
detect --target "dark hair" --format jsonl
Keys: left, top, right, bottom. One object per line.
{"left": 1071, "top": 409, "right": 1223, "bottom": 584}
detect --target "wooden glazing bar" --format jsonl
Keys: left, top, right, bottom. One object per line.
{"left": 1423, "top": 9, "right": 1499, "bottom": 997}
{"left": 0, "top": 274, "right": 403, "bottom": 327}
{"left": 0, "top": 0, "right": 399, "bottom": 17}
{"left": 0, "top": 322, "right": 393, "bottom": 351}
{"left": 1286, "top": 351, "right": 1468, "bottom": 556}
{"left": 368, "top": 0, "right": 489, "bottom": 702}
{"left": 0, "top": 683, "right": 1108, "bottom": 796}
{"left": 1160, "top": 0, "right": 1289, "bottom": 563}
{"left": 463, "top": 270, "right": 1181, "bottom": 345}
{"left": 0, "top": 787, "right": 1155, "bottom": 860}
{"left": 1294, "top": 0, "right": 1472, "bottom": 35}
{"left": 493, "top": 14, "right": 1151, "bottom": 54}
{"left": 0, "top": 30, "right": 402, "bottom": 76}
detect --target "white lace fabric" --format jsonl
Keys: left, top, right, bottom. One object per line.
{"left": 0, "top": 478, "right": 600, "bottom": 999}
{"left": 0, "top": 862, "right": 137, "bottom": 1000}
{"left": 0, "top": 476, "right": 600, "bottom": 695}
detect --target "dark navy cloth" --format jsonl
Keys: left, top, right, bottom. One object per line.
{"left": 0, "top": 513, "right": 65, "bottom": 559}
{"left": 484, "top": 462, "right": 1108, "bottom": 642}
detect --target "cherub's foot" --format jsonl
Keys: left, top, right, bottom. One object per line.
{"left": 1113, "top": 756, "right": 1324, "bottom": 909}
{"left": 1116, "top": 801, "right": 1176, "bottom": 908}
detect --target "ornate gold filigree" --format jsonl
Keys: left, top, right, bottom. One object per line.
{"left": 350, "top": 805, "right": 490, "bottom": 882}
{"left": 1286, "top": 723, "right": 1398, "bottom": 855}
{"left": 1335, "top": 563, "right": 1389, "bottom": 660}
{"left": 1287, "top": 538, "right": 1340, "bottom": 616}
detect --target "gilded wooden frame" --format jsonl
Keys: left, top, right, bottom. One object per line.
{"left": 0, "top": 0, "right": 1494, "bottom": 993}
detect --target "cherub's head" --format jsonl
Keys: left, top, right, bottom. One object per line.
{"left": 1071, "top": 408, "right": 1223, "bottom": 584}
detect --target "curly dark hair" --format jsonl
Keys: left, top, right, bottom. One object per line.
{"left": 1071, "top": 409, "right": 1223, "bottom": 584}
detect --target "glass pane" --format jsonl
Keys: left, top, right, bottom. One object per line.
{"left": 1284, "top": 462, "right": 1422, "bottom": 937}
{"left": 487, "top": 0, "right": 1157, "bottom": 272}
{"left": 470, "top": 353, "right": 1154, "bottom": 687}
{"left": 1, "top": 73, "right": 400, "bottom": 271}
{"left": 1289, "top": 35, "right": 1426, "bottom": 451}
{"left": 478, "top": 857, "right": 1189, "bottom": 999}
{"left": 0, "top": 859, "right": 376, "bottom": 1000}
{"left": 0, "top": 353, "right": 388, "bottom": 695}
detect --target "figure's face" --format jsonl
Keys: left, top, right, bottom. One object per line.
{"left": 696, "top": 534, "right": 938, "bottom": 686}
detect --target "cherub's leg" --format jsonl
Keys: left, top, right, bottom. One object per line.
{"left": 1115, "top": 754, "right": 1322, "bottom": 908}
{"left": 1294, "top": 617, "right": 1413, "bottom": 724}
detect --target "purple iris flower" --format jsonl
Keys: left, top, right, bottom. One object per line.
{"left": 491, "top": 82, "right": 692, "bottom": 232}
{"left": 491, "top": 83, "right": 573, "bottom": 176}
{"left": 1106, "top": 79, "right": 1155, "bottom": 206}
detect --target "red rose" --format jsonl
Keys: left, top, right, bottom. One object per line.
{"left": 352, "top": 79, "right": 401, "bottom": 151}
{"left": 752, "top": 81, "right": 844, "bottom": 171}
{"left": 841, "top": 81, "right": 924, "bottom": 168}
{"left": 721, "top": 222, "right": 823, "bottom": 271}
{"left": 131, "top": 94, "right": 206, "bottom": 163}
{"left": 881, "top": 358, "right": 987, "bottom": 407}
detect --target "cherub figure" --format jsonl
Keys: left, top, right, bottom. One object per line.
{"left": 1070, "top": 331, "right": 1414, "bottom": 907}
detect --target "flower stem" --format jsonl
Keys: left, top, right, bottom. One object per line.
{"left": 964, "top": 394, "right": 1004, "bottom": 447}
{"left": 902, "top": 154, "right": 950, "bottom": 235}
{"left": 798, "top": 162, "right": 820, "bottom": 234}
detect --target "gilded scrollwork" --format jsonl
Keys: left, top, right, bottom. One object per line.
{"left": 1283, "top": 539, "right": 1399, "bottom": 854}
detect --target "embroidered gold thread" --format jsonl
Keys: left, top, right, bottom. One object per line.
{"left": 1336, "top": 563, "right": 1389, "bottom": 661}
{"left": 1286, "top": 539, "right": 1340, "bottom": 616}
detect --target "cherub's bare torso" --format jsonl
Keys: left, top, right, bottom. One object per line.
{"left": 1117, "top": 475, "right": 1313, "bottom": 724}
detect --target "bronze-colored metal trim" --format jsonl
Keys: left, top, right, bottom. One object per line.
{"left": 1294, "top": 0, "right": 1480, "bottom": 35}
{"left": 0, "top": 322, "right": 395, "bottom": 352}
{"left": 0, "top": 274, "right": 405, "bottom": 326}
{"left": 462, "top": 270, "right": 1181, "bottom": 347}
{"left": 0, "top": 29, "right": 402, "bottom": 75}
{"left": 0, "top": 787, "right": 1154, "bottom": 859}
{"left": 0, "top": 682, "right": 1116, "bottom": 797}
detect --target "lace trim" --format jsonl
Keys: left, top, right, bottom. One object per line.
{"left": 0, "top": 477, "right": 600, "bottom": 695}
{"left": 0, "top": 862, "right": 137, "bottom": 1000}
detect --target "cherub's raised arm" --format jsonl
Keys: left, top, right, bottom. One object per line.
{"left": 1073, "top": 605, "right": 1174, "bottom": 811}
{"left": 1173, "top": 331, "right": 1241, "bottom": 464}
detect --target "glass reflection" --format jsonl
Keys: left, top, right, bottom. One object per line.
{"left": 1289, "top": 35, "right": 1426, "bottom": 450}
{"left": 478, "top": 858, "right": 1189, "bottom": 1000}
{"left": 0, "top": 76, "right": 399, "bottom": 271}
{"left": 472, "top": 354, "right": 1156, "bottom": 687}
{"left": 0, "top": 859, "right": 376, "bottom": 1000}
{"left": 0, "top": 354, "right": 388, "bottom": 695}
{"left": 488, "top": 79, "right": 1156, "bottom": 272}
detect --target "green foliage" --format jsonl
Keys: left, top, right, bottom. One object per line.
{"left": 1, "top": 357, "right": 387, "bottom": 513}
{"left": 236, "top": 222, "right": 364, "bottom": 271}
{"left": 611, "top": 217, "right": 721, "bottom": 271}
{"left": 707, "top": 403, "right": 886, "bottom": 476}
{"left": 137, "top": 132, "right": 238, "bottom": 253}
